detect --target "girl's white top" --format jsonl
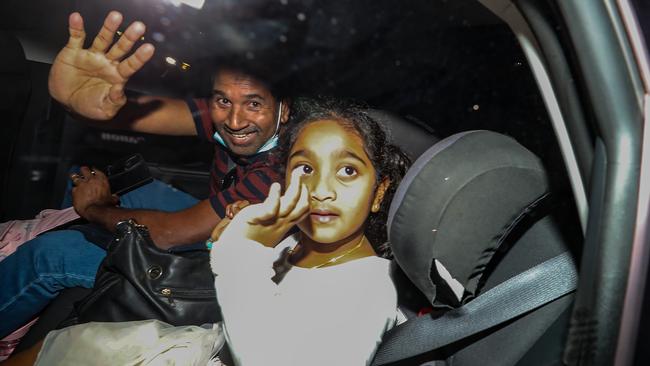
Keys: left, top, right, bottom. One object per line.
{"left": 210, "top": 234, "right": 398, "bottom": 366}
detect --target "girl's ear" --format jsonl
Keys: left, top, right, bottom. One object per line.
{"left": 371, "top": 177, "right": 391, "bottom": 213}
{"left": 280, "top": 98, "right": 291, "bottom": 124}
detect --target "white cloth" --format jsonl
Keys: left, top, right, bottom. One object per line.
{"left": 211, "top": 235, "right": 398, "bottom": 366}
{"left": 35, "top": 320, "right": 225, "bottom": 366}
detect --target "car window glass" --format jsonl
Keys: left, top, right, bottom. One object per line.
{"left": 92, "top": 0, "right": 566, "bottom": 179}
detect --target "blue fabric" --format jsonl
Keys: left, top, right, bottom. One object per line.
{"left": 59, "top": 169, "right": 199, "bottom": 211}
{"left": 0, "top": 179, "right": 199, "bottom": 338}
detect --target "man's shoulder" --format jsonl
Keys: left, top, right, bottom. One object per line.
{"left": 238, "top": 151, "right": 283, "bottom": 181}
{"left": 242, "top": 149, "right": 283, "bottom": 168}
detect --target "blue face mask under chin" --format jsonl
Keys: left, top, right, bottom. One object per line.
{"left": 212, "top": 101, "right": 282, "bottom": 155}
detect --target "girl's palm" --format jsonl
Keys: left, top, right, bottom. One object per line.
{"left": 220, "top": 171, "right": 310, "bottom": 247}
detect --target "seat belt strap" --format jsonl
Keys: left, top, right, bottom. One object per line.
{"left": 372, "top": 251, "right": 577, "bottom": 365}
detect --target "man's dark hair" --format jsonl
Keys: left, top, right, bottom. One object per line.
{"left": 208, "top": 56, "right": 292, "bottom": 100}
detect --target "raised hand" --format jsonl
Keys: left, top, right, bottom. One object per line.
{"left": 217, "top": 170, "right": 310, "bottom": 247}
{"left": 48, "top": 11, "right": 155, "bottom": 120}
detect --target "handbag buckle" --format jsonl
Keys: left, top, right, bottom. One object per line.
{"left": 147, "top": 265, "right": 163, "bottom": 280}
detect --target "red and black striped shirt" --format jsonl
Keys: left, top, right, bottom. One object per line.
{"left": 187, "top": 98, "right": 283, "bottom": 218}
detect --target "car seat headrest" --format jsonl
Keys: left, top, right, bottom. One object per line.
{"left": 365, "top": 109, "right": 438, "bottom": 160}
{"left": 387, "top": 130, "right": 549, "bottom": 308}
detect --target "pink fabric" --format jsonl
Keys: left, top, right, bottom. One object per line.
{"left": 0, "top": 207, "right": 80, "bottom": 360}
{"left": 0, "top": 318, "right": 37, "bottom": 361}
{"left": 0, "top": 207, "right": 79, "bottom": 262}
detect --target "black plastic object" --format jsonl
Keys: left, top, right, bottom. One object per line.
{"left": 105, "top": 153, "right": 153, "bottom": 195}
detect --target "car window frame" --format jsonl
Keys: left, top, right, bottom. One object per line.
{"left": 612, "top": 0, "right": 650, "bottom": 364}
{"left": 478, "top": 0, "right": 648, "bottom": 364}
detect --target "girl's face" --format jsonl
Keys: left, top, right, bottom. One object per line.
{"left": 286, "top": 119, "right": 388, "bottom": 246}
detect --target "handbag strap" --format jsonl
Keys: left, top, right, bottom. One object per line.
{"left": 371, "top": 251, "right": 577, "bottom": 365}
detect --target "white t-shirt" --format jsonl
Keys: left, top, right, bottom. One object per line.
{"left": 210, "top": 235, "right": 398, "bottom": 366}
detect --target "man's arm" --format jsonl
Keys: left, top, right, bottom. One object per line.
{"left": 71, "top": 167, "right": 220, "bottom": 249}
{"left": 85, "top": 199, "right": 220, "bottom": 250}
{"left": 49, "top": 11, "right": 197, "bottom": 136}
{"left": 81, "top": 95, "right": 198, "bottom": 136}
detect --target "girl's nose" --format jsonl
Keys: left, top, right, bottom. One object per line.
{"left": 309, "top": 175, "right": 336, "bottom": 202}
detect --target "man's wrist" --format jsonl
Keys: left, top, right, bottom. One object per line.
{"left": 80, "top": 203, "right": 107, "bottom": 223}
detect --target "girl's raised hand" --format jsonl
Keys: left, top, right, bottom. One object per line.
{"left": 218, "top": 170, "right": 309, "bottom": 247}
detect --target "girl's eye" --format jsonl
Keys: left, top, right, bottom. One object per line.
{"left": 337, "top": 166, "right": 358, "bottom": 178}
{"left": 292, "top": 164, "right": 313, "bottom": 176}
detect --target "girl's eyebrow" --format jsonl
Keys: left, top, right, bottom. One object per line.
{"left": 289, "top": 149, "right": 313, "bottom": 160}
{"left": 334, "top": 149, "right": 368, "bottom": 166}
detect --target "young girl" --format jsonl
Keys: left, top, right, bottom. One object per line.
{"left": 210, "top": 97, "right": 411, "bottom": 365}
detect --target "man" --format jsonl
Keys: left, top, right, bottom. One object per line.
{"left": 0, "top": 10, "right": 290, "bottom": 338}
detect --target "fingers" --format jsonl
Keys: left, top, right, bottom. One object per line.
{"left": 66, "top": 12, "right": 86, "bottom": 50}
{"left": 91, "top": 168, "right": 107, "bottom": 179}
{"left": 71, "top": 166, "right": 105, "bottom": 184}
{"left": 278, "top": 169, "right": 303, "bottom": 217}
{"left": 251, "top": 182, "right": 281, "bottom": 223}
{"left": 71, "top": 167, "right": 91, "bottom": 185}
{"left": 235, "top": 200, "right": 251, "bottom": 212}
{"left": 226, "top": 200, "right": 250, "bottom": 219}
{"left": 90, "top": 11, "right": 123, "bottom": 53}
{"left": 110, "top": 194, "right": 120, "bottom": 206}
{"left": 286, "top": 184, "right": 310, "bottom": 223}
{"left": 116, "top": 43, "right": 155, "bottom": 79}
{"left": 79, "top": 166, "right": 94, "bottom": 178}
{"left": 108, "top": 83, "right": 127, "bottom": 108}
{"left": 225, "top": 204, "right": 234, "bottom": 219}
{"left": 70, "top": 173, "right": 84, "bottom": 185}
{"left": 248, "top": 175, "right": 308, "bottom": 225}
{"left": 106, "top": 19, "right": 146, "bottom": 61}
{"left": 210, "top": 217, "right": 231, "bottom": 241}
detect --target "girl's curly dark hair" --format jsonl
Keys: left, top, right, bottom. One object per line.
{"left": 276, "top": 96, "right": 411, "bottom": 258}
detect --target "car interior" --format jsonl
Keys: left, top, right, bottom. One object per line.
{"left": 1, "top": 0, "right": 649, "bottom": 365}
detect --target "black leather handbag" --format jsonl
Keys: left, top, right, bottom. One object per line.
{"left": 73, "top": 219, "right": 222, "bottom": 326}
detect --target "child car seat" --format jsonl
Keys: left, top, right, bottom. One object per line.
{"left": 373, "top": 130, "right": 581, "bottom": 365}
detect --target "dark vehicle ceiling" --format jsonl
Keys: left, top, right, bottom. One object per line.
{"left": 0, "top": 1, "right": 526, "bottom": 123}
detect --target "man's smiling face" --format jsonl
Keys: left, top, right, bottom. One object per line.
{"left": 209, "top": 69, "right": 288, "bottom": 156}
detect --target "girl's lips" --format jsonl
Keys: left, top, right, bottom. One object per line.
{"left": 310, "top": 211, "right": 339, "bottom": 224}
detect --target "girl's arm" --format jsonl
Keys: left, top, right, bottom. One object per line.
{"left": 210, "top": 173, "right": 309, "bottom": 364}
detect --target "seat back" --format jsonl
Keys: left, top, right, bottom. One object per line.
{"left": 366, "top": 109, "right": 438, "bottom": 161}
{"left": 377, "top": 130, "right": 580, "bottom": 365}
{"left": 0, "top": 31, "right": 31, "bottom": 221}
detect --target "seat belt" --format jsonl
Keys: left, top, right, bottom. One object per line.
{"left": 371, "top": 251, "right": 578, "bottom": 365}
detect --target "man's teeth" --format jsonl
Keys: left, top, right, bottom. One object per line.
{"left": 232, "top": 132, "right": 253, "bottom": 138}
